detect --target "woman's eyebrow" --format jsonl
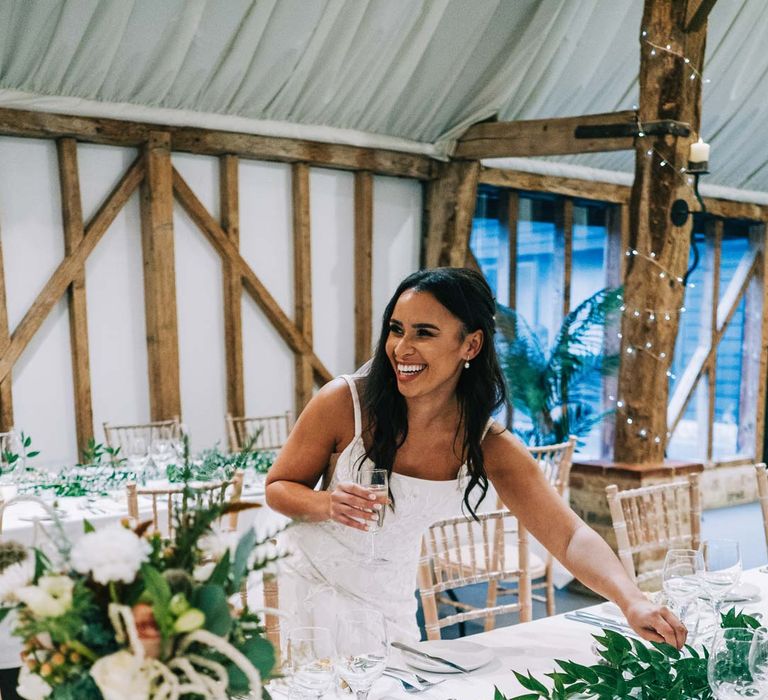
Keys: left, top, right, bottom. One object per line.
{"left": 389, "top": 318, "right": 440, "bottom": 331}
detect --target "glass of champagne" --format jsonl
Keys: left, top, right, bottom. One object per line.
{"left": 708, "top": 627, "right": 761, "bottom": 699}
{"left": 335, "top": 609, "right": 389, "bottom": 700}
{"left": 699, "top": 539, "right": 742, "bottom": 622}
{"left": 354, "top": 467, "right": 388, "bottom": 564}
{"left": 662, "top": 548, "right": 704, "bottom": 642}
{"left": 286, "top": 626, "right": 336, "bottom": 699}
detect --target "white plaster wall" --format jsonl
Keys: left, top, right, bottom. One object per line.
{"left": 0, "top": 138, "right": 423, "bottom": 463}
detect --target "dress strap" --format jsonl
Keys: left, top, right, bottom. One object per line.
{"left": 340, "top": 374, "right": 363, "bottom": 437}
{"left": 481, "top": 417, "right": 495, "bottom": 441}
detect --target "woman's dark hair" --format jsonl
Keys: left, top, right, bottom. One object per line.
{"left": 362, "top": 267, "right": 507, "bottom": 518}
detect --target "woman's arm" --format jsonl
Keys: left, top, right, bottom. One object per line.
{"left": 483, "top": 427, "right": 687, "bottom": 648}
{"left": 265, "top": 378, "right": 385, "bottom": 530}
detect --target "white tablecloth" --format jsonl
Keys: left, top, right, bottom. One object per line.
{"left": 363, "top": 568, "right": 768, "bottom": 699}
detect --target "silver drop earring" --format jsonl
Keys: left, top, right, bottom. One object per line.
{"left": 464, "top": 359, "right": 470, "bottom": 369}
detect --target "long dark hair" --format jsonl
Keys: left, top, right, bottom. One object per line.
{"left": 362, "top": 267, "right": 507, "bottom": 517}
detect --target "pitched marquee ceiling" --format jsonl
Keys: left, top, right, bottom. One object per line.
{"left": 0, "top": 0, "right": 765, "bottom": 192}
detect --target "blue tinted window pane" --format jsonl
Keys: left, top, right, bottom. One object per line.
{"left": 470, "top": 186, "right": 509, "bottom": 305}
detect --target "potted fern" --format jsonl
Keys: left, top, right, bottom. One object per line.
{"left": 495, "top": 287, "right": 623, "bottom": 447}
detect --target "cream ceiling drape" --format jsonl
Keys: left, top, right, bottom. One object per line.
{"left": 0, "top": 0, "right": 766, "bottom": 192}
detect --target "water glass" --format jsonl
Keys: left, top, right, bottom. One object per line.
{"left": 335, "top": 609, "right": 388, "bottom": 700}
{"left": 662, "top": 548, "right": 704, "bottom": 640}
{"left": 354, "top": 467, "right": 388, "bottom": 564}
{"left": 699, "top": 539, "right": 742, "bottom": 619}
{"left": 749, "top": 627, "right": 768, "bottom": 695}
{"left": 708, "top": 627, "right": 762, "bottom": 698}
{"left": 286, "top": 626, "right": 336, "bottom": 699}
{"left": 126, "top": 436, "right": 149, "bottom": 474}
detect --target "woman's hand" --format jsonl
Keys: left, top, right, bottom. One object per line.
{"left": 622, "top": 597, "right": 687, "bottom": 649}
{"left": 328, "top": 482, "right": 387, "bottom": 531}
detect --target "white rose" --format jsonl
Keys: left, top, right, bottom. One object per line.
{"left": 90, "top": 651, "right": 150, "bottom": 700}
{"left": 198, "top": 530, "right": 238, "bottom": 562}
{"left": 70, "top": 525, "right": 151, "bottom": 584}
{"left": 193, "top": 562, "right": 216, "bottom": 582}
{"left": 16, "top": 666, "right": 51, "bottom": 700}
{"left": 16, "top": 586, "right": 70, "bottom": 618}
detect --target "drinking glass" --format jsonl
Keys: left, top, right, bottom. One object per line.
{"left": 662, "top": 548, "right": 704, "bottom": 641}
{"left": 708, "top": 627, "right": 761, "bottom": 698}
{"left": 286, "top": 626, "right": 336, "bottom": 699}
{"left": 150, "top": 427, "right": 176, "bottom": 474}
{"left": 749, "top": 627, "right": 768, "bottom": 695}
{"left": 126, "top": 436, "right": 149, "bottom": 475}
{"left": 699, "top": 539, "right": 742, "bottom": 621}
{"left": 335, "top": 609, "right": 389, "bottom": 700}
{"left": 354, "top": 467, "right": 388, "bottom": 564}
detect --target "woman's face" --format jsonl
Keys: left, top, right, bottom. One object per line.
{"left": 385, "top": 289, "right": 482, "bottom": 399}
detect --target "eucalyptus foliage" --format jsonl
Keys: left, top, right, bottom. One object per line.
{"left": 495, "top": 288, "right": 623, "bottom": 446}
{"left": 498, "top": 608, "right": 761, "bottom": 700}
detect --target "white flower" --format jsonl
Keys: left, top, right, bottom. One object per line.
{"left": 198, "top": 530, "right": 238, "bottom": 561}
{"left": 193, "top": 562, "right": 216, "bottom": 582}
{"left": 90, "top": 651, "right": 150, "bottom": 700}
{"left": 16, "top": 666, "right": 51, "bottom": 700}
{"left": 16, "top": 575, "right": 73, "bottom": 618}
{"left": 70, "top": 526, "right": 150, "bottom": 584}
{"left": 0, "top": 558, "right": 34, "bottom": 604}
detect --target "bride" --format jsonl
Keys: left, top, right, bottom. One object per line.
{"left": 266, "top": 267, "right": 686, "bottom": 647}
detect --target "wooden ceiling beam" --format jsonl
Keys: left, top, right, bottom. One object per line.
{"left": 455, "top": 111, "right": 638, "bottom": 159}
{"left": 0, "top": 107, "right": 435, "bottom": 180}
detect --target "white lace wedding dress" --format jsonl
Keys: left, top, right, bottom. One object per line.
{"left": 279, "top": 375, "right": 486, "bottom": 643}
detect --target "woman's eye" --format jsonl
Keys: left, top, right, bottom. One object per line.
{"left": 389, "top": 325, "right": 403, "bottom": 335}
{"left": 416, "top": 329, "right": 435, "bottom": 337}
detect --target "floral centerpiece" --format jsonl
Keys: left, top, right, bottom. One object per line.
{"left": 0, "top": 486, "right": 279, "bottom": 700}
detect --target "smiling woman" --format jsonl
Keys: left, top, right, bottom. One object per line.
{"left": 265, "top": 267, "right": 686, "bottom": 648}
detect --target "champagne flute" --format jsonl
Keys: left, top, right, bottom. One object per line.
{"left": 335, "top": 609, "right": 389, "bottom": 700}
{"left": 286, "top": 626, "right": 336, "bottom": 699}
{"left": 354, "top": 467, "right": 388, "bottom": 564}
{"left": 708, "top": 627, "right": 761, "bottom": 699}
{"left": 662, "top": 548, "right": 704, "bottom": 642}
{"left": 699, "top": 539, "right": 742, "bottom": 622}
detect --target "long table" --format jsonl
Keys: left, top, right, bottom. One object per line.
{"left": 367, "top": 568, "right": 768, "bottom": 700}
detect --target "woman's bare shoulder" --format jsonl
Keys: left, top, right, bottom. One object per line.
{"left": 481, "top": 421, "right": 534, "bottom": 472}
{"left": 297, "top": 376, "right": 357, "bottom": 447}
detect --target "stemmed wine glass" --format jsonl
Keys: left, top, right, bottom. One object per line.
{"left": 354, "top": 467, "right": 388, "bottom": 564}
{"left": 708, "top": 627, "right": 762, "bottom": 699}
{"left": 286, "top": 626, "right": 336, "bottom": 699}
{"left": 699, "top": 539, "right": 742, "bottom": 622}
{"left": 335, "top": 609, "right": 389, "bottom": 700}
{"left": 662, "top": 548, "right": 704, "bottom": 642}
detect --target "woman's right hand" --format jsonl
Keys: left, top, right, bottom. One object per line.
{"left": 328, "top": 482, "right": 386, "bottom": 531}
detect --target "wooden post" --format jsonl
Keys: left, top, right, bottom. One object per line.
{"left": 292, "top": 163, "right": 314, "bottom": 413}
{"left": 220, "top": 155, "right": 245, "bottom": 419}
{"left": 0, "top": 231, "right": 12, "bottom": 432}
{"left": 354, "top": 172, "right": 373, "bottom": 368}
{"left": 424, "top": 161, "right": 480, "bottom": 268}
{"left": 57, "top": 138, "right": 94, "bottom": 456}
{"left": 614, "top": 0, "right": 710, "bottom": 463}
{"left": 554, "top": 198, "right": 574, "bottom": 319}
{"left": 507, "top": 191, "right": 519, "bottom": 310}
{"left": 140, "top": 132, "right": 181, "bottom": 421}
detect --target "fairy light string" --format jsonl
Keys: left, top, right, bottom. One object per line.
{"left": 608, "top": 30, "right": 708, "bottom": 446}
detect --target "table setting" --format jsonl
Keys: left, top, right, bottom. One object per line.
{"left": 264, "top": 539, "right": 767, "bottom": 700}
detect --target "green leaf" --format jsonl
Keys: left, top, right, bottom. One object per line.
{"left": 0, "top": 607, "right": 11, "bottom": 624}
{"left": 26, "top": 450, "right": 40, "bottom": 458}
{"left": 232, "top": 528, "right": 257, "bottom": 591}
{"left": 493, "top": 688, "right": 508, "bottom": 700}
{"left": 512, "top": 670, "right": 549, "bottom": 695}
{"left": 192, "top": 584, "right": 232, "bottom": 637}
{"left": 83, "top": 518, "right": 95, "bottom": 534}
{"left": 206, "top": 549, "right": 231, "bottom": 589}
{"left": 140, "top": 564, "right": 174, "bottom": 638}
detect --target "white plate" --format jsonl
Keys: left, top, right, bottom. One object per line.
{"left": 700, "top": 581, "right": 761, "bottom": 603}
{"left": 400, "top": 639, "right": 493, "bottom": 673}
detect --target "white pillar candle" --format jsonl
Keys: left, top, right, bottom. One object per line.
{"left": 689, "top": 138, "right": 710, "bottom": 163}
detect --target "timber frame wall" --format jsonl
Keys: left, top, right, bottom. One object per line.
{"left": 480, "top": 166, "right": 768, "bottom": 467}
{"left": 0, "top": 107, "right": 434, "bottom": 458}
{"left": 0, "top": 106, "right": 766, "bottom": 467}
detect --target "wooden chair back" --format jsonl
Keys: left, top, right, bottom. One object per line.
{"left": 126, "top": 469, "right": 244, "bottom": 535}
{"left": 755, "top": 463, "right": 768, "bottom": 556}
{"left": 605, "top": 473, "right": 701, "bottom": 589}
{"left": 226, "top": 412, "right": 292, "bottom": 452}
{"left": 528, "top": 436, "right": 577, "bottom": 496}
{"left": 103, "top": 417, "right": 182, "bottom": 454}
{"left": 418, "top": 509, "right": 532, "bottom": 640}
